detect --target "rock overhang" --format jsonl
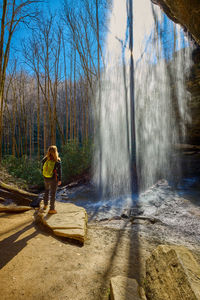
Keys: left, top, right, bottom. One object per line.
{"left": 151, "top": 0, "right": 200, "bottom": 46}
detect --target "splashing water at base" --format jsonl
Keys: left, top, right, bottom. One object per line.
{"left": 135, "top": 3, "right": 192, "bottom": 191}
{"left": 94, "top": 0, "right": 192, "bottom": 198}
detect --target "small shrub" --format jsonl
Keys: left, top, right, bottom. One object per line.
{"left": 61, "top": 140, "right": 93, "bottom": 183}
{"left": 2, "top": 155, "right": 44, "bottom": 188}
{"left": 2, "top": 140, "right": 93, "bottom": 188}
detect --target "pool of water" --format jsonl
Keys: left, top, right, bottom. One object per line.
{"left": 56, "top": 177, "right": 200, "bottom": 220}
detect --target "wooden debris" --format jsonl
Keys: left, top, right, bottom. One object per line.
{"left": 0, "top": 180, "right": 38, "bottom": 206}
{"left": 130, "top": 215, "right": 162, "bottom": 224}
{"left": 0, "top": 204, "right": 32, "bottom": 212}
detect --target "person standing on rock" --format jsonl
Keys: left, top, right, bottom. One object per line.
{"left": 42, "top": 145, "right": 62, "bottom": 214}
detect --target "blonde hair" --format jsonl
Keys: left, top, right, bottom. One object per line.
{"left": 45, "top": 145, "right": 60, "bottom": 162}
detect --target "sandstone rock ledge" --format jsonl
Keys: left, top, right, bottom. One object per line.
{"left": 37, "top": 202, "right": 87, "bottom": 244}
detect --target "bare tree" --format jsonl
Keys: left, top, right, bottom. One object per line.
{"left": 0, "top": 0, "right": 41, "bottom": 162}
{"left": 1, "top": 1, "right": 109, "bottom": 160}
{"left": 23, "top": 15, "right": 65, "bottom": 154}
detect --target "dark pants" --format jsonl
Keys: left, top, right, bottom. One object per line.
{"left": 43, "top": 177, "right": 58, "bottom": 210}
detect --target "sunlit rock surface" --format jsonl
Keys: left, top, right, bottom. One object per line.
{"left": 110, "top": 275, "right": 147, "bottom": 300}
{"left": 145, "top": 245, "right": 200, "bottom": 300}
{"left": 152, "top": 0, "right": 200, "bottom": 45}
{"left": 38, "top": 202, "right": 87, "bottom": 243}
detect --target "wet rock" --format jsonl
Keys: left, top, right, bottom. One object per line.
{"left": 37, "top": 202, "right": 87, "bottom": 244}
{"left": 121, "top": 208, "right": 131, "bottom": 219}
{"left": 145, "top": 245, "right": 200, "bottom": 300}
{"left": 185, "top": 47, "right": 200, "bottom": 145}
{"left": 99, "top": 217, "right": 109, "bottom": 222}
{"left": 130, "top": 207, "right": 144, "bottom": 216}
{"left": 110, "top": 275, "right": 146, "bottom": 300}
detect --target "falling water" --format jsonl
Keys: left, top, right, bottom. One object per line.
{"left": 94, "top": 0, "right": 192, "bottom": 198}
{"left": 94, "top": 0, "right": 132, "bottom": 198}
{"left": 134, "top": 1, "right": 192, "bottom": 191}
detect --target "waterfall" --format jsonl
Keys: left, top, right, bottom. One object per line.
{"left": 93, "top": 0, "right": 132, "bottom": 199}
{"left": 134, "top": 2, "right": 192, "bottom": 191}
{"left": 94, "top": 0, "right": 192, "bottom": 198}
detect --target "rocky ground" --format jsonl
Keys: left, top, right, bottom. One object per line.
{"left": 0, "top": 177, "right": 200, "bottom": 300}
{"left": 0, "top": 208, "right": 152, "bottom": 300}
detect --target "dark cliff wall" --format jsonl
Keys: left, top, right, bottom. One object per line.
{"left": 186, "top": 48, "right": 200, "bottom": 145}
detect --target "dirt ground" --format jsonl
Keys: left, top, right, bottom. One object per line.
{"left": 0, "top": 207, "right": 160, "bottom": 300}
{"left": 0, "top": 202, "right": 200, "bottom": 300}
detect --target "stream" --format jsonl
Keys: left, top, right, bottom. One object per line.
{"left": 52, "top": 176, "right": 200, "bottom": 249}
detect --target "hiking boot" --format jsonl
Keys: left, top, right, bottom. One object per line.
{"left": 48, "top": 209, "right": 57, "bottom": 214}
{"left": 43, "top": 205, "right": 48, "bottom": 210}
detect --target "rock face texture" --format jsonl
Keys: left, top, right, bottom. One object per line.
{"left": 38, "top": 202, "right": 87, "bottom": 244}
{"left": 145, "top": 245, "right": 200, "bottom": 300}
{"left": 110, "top": 276, "right": 147, "bottom": 300}
{"left": 152, "top": 0, "right": 200, "bottom": 46}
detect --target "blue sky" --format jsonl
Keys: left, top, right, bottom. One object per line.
{"left": 10, "top": 1, "right": 63, "bottom": 65}
{"left": 8, "top": 0, "right": 189, "bottom": 76}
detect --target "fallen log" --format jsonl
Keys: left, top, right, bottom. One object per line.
{"left": 0, "top": 189, "right": 33, "bottom": 206}
{"left": 0, "top": 196, "right": 5, "bottom": 202}
{"left": 0, "top": 180, "right": 38, "bottom": 206}
{"left": 130, "top": 215, "right": 162, "bottom": 224}
{"left": 0, "top": 204, "right": 32, "bottom": 213}
{"left": 0, "top": 181, "right": 37, "bottom": 198}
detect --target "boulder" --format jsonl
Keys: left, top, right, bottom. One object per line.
{"left": 38, "top": 202, "right": 87, "bottom": 244}
{"left": 145, "top": 245, "right": 200, "bottom": 300}
{"left": 110, "top": 275, "right": 147, "bottom": 300}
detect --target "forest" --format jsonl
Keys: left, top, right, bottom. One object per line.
{"left": 0, "top": 0, "right": 191, "bottom": 190}
{"left": 0, "top": 0, "right": 109, "bottom": 187}
{"left": 1, "top": 1, "right": 200, "bottom": 300}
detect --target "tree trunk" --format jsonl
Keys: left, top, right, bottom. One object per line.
{"left": 29, "top": 117, "right": 32, "bottom": 158}
{"left": 37, "top": 62, "right": 40, "bottom": 160}
{"left": 70, "top": 47, "right": 73, "bottom": 142}
{"left": 73, "top": 50, "right": 77, "bottom": 142}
